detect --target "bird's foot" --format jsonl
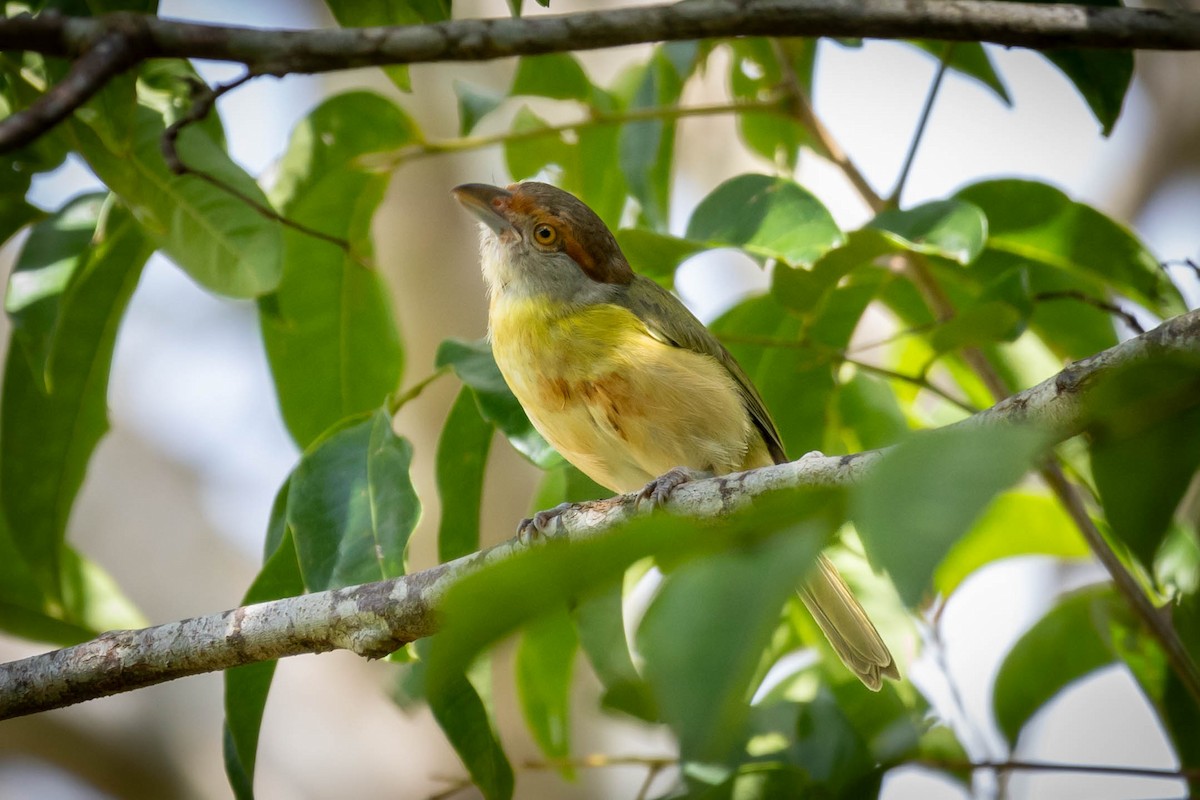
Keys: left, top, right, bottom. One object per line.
{"left": 637, "top": 466, "right": 713, "bottom": 511}
{"left": 517, "top": 501, "right": 573, "bottom": 544}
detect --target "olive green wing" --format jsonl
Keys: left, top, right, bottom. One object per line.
{"left": 616, "top": 276, "right": 788, "bottom": 465}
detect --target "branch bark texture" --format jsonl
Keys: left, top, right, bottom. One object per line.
{"left": 4, "top": 1, "right": 1200, "bottom": 75}
{"left": 3, "top": 1, "right": 1198, "bottom": 153}
{"left": 1, "top": 309, "right": 1197, "bottom": 720}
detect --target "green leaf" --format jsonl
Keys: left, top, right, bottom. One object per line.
{"left": 1002, "top": 0, "right": 1131, "bottom": 134}
{"left": 511, "top": 54, "right": 593, "bottom": 101}
{"left": 619, "top": 45, "right": 689, "bottom": 230}
{"left": 868, "top": 200, "right": 987, "bottom": 265}
{"left": 323, "top": 0, "right": 451, "bottom": 91}
{"left": 728, "top": 39, "right": 817, "bottom": 170}
{"left": 687, "top": 174, "right": 843, "bottom": 267}
{"left": 515, "top": 608, "right": 578, "bottom": 771}
{"left": 427, "top": 668, "right": 515, "bottom": 800}
{"left": 69, "top": 104, "right": 282, "bottom": 298}
{"left": 935, "top": 492, "right": 1090, "bottom": 597}
{"left": 967, "top": 249, "right": 1117, "bottom": 362}
{"left": 694, "top": 764, "right": 814, "bottom": 799}
{"left": 908, "top": 41, "right": 1010, "bottom": 105}
{"left": 224, "top": 483, "right": 304, "bottom": 800}
{"left": 0, "top": 512, "right": 83, "bottom": 644}
{"left": 711, "top": 294, "right": 834, "bottom": 457}
{"left": 929, "top": 300, "right": 1024, "bottom": 353}
{"left": 287, "top": 409, "right": 420, "bottom": 591}
{"left": 1, "top": 199, "right": 151, "bottom": 596}
{"left": 454, "top": 80, "right": 504, "bottom": 135}
{"left": 573, "top": 585, "right": 658, "bottom": 721}
{"left": 1087, "top": 356, "right": 1200, "bottom": 567}
{"left": 436, "top": 338, "right": 559, "bottom": 468}
{"left": 614, "top": 228, "right": 705, "bottom": 287}
{"left": 575, "top": 120, "right": 627, "bottom": 229}
{"left": 5, "top": 194, "right": 106, "bottom": 388}
{"left": 0, "top": 484, "right": 144, "bottom": 646}
{"left": 637, "top": 517, "right": 829, "bottom": 762}
{"left": 505, "top": 105, "right": 574, "bottom": 182}
{"left": 58, "top": 545, "right": 146, "bottom": 634}
{"left": 837, "top": 372, "right": 910, "bottom": 452}
{"left": 789, "top": 681, "right": 922, "bottom": 793}
{"left": 437, "top": 388, "right": 494, "bottom": 562}
{"left": 956, "top": 180, "right": 1183, "bottom": 317}
{"left": 0, "top": 192, "right": 43, "bottom": 251}
{"left": 268, "top": 91, "right": 419, "bottom": 208}
{"left": 853, "top": 424, "right": 1049, "bottom": 606}
{"left": 772, "top": 229, "right": 897, "bottom": 317}
{"left": 261, "top": 92, "right": 410, "bottom": 449}
{"left": 0, "top": 59, "right": 71, "bottom": 180}
{"left": 993, "top": 585, "right": 1163, "bottom": 746}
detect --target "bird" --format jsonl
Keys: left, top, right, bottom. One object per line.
{"left": 452, "top": 180, "right": 898, "bottom": 690}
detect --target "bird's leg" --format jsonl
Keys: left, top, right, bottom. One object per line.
{"left": 516, "top": 501, "right": 574, "bottom": 544}
{"left": 637, "top": 466, "right": 714, "bottom": 510}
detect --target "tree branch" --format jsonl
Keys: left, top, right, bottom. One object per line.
{"left": 0, "top": 30, "right": 140, "bottom": 152}
{"left": 1, "top": 309, "right": 1197, "bottom": 720}
{"left": 3, "top": 1, "right": 1197, "bottom": 153}
{"left": 2, "top": 1, "right": 1198, "bottom": 72}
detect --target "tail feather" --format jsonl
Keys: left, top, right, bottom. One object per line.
{"left": 799, "top": 554, "right": 899, "bottom": 691}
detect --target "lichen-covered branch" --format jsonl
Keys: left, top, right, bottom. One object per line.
{"left": 0, "top": 309, "right": 1197, "bottom": 720}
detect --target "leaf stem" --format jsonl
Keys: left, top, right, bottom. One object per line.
{"left": 716, "top": 332, "right": 977, "bottom": 413}
{"left": 845, "top": 358, "right": 978, "bottom": 413}
{"left": 887, "top": 43, "right": 954, "bottom": 207}
{"left": 388, "top": 366, "right": 452, "bottom": 415}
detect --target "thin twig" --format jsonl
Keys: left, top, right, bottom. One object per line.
{"left": 1034, "top": 290, "right": 1146, "bottom": 334}
{"left": 635, "top": 764, "right": 664, "bottom": 800}
{"left": 1041, "top": 462, "right": 1200, "bottom": 705}
{"left": 846, "top": 358, "right": 979, "bottom": 413}
{"left": 915, "top": 757, "right": 1200, "bottom": 782}
{"left": 717, "top": 332, "right": 979, "bottom": 413}
{"left": 1162, "top": 257, "right": 1200, "bottom": 279}
{"left": 0, "top": 31, "right": 140, "bottom": 153}
{"left": 375, "top": 98, "right": 784, "bottom": 170}
{"left": 888, "top": 43, "right": 954, "bottom": 207}
{"left": 160, "top": 72, "right": 372, "bottom": 266}
{"left": 770, "top": 39, "right": 886, "bottom": 213}
{"left": 522, "top": 754, "right": 676, "bottom": 771}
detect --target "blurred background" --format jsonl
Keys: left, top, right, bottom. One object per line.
{"left": 0, "top": 0, "right": 1198, "bottom": 797}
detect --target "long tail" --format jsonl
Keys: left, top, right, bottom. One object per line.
{"left": 799, "top": 554, "right": 899, "bottom": 691}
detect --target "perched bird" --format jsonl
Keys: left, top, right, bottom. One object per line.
{"left": 453, "top": 180, "right": 898, "bottom": 690}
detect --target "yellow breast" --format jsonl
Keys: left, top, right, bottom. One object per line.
{"left": 488, "top": 296, "right": 763, "bottom": 493}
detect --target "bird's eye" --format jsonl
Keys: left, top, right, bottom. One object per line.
{"left": 533, "top": 224, "right": 558, "bottom": 246}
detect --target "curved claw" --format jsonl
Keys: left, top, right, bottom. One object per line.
{"left": 636, "top": 466, "right": 713, "bottom": 511}
{"left": 516, "top": 501, "right": 573, "bottom": 544}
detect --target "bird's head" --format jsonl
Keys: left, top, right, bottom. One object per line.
{"left": 452, "top": 181, "right": 633, "bottom": 303}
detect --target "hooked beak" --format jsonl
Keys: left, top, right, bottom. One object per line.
{"left": 452, "top": 183, "right": 516, "bottom": 235}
